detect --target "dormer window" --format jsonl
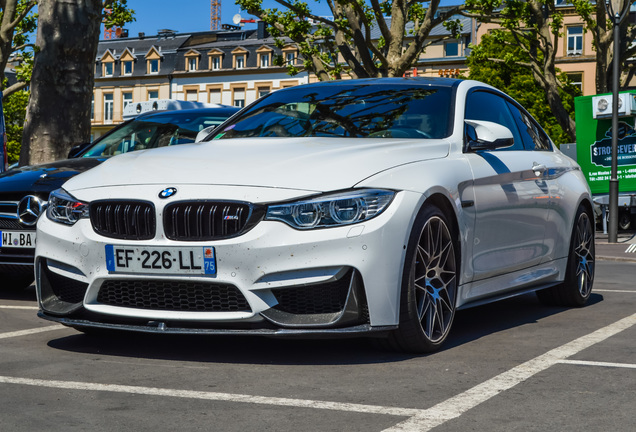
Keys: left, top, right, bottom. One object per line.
{"left": 119, "top": 48, "right": 136, "bottom": 76}
{"left": 103, "top": 61, "right": 114, "bottom": 76}
{"left": 232, "top": 47, "right": 248, "bottom": 69}
{"left": 208, "top": 49, "right": 223, "bottom": 71}
{"left": 185, "top": 49, "right": 201, "bottom": 72}
{"left": 145, "top": 46, "right": 163, "bottom": 75}
{"left": 148, "top": 59, "right": 160, "bottom": 73}
{"left": 100, "top": 50, "right": 116, "bottom": 77}
{"left": 282, "top": 45, "right": 299, "bottom": 66}
{"left": 257, "top": 46, "right": 273, "bottom": 68}
{"left": 123, "top": 60, "right": 133, "bottom": 75}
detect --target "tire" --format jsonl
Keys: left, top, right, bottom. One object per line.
{"left": 537, "top": 205, "right": 594, "bottom": 307}
{"left": 0, "top": 272, "right": 35, "bottom": 290}
{"left": 387, "top": 205, "right": 458, "bottom": 353}
{"left": 618, "top": 211, "right": 631, "bottom": 231}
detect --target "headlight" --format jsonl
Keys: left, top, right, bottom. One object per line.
{"left": 46, "top": 188, "right": 89, "bottom": 225}
{"left": 265, "top": 189, "right": 395, "bottom": 229}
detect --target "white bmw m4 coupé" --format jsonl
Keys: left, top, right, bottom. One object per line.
{"left": 35, "top": 78, "right": 594, "bottom": 352}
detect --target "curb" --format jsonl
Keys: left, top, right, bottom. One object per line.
{"left": 596, "top": 255, "right": 636, "bottom": 263}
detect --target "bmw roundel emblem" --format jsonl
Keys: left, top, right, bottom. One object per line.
{"left": 159, "top": 187, "right": 177, "bottom": 199}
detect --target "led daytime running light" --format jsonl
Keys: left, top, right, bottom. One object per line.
{"left": 265, "top": 189, "right": 394, "bottom": 229}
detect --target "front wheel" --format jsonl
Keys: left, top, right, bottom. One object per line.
{"left": 387, "top": 205, "right": 458, "bottom": 353}
{"left": 537, "top": 205, "right": 594, "bottom": 307}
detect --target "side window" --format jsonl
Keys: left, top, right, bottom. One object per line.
{"left": 506, "top": 101, "right": 552, "bottom": 151}
{"left": 465, "top": 90, "right": 524, "bottom": 151}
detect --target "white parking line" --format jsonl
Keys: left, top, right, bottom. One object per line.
{"left": 0, "top": 375, "right": 421, "bottom": 418}
{"left": 0, "top": 325, "right": 66, "bottom": 340}
{"left": 594, "top": 289, "right": 636, "bottom": 293}
{"left": 384, "top": 312, "right": 636, "bottom": 431}
{"left": 0, "top": 305, "right": 39, "bottom": 310}
{"left": 559, "top": 359, "right": 636, "bottom": 369}
{"left": 0, "top": 313, "right": 635, "bottom": 431}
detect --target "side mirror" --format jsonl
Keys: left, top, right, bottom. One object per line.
{"left": 464, "top": 120, "right": 514, "bottom": 152}
{"left": 195, "top": 125, "right": 217, "bottom": 143}
{"left": 67, "top": 142, "right": 91, "bottom": 158}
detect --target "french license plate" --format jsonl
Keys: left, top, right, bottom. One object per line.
{"left": 105, "top": 245, "right": 216, "bottom": 275}
{"left": 1, "top": 231, "right": 35, "bottom": 248}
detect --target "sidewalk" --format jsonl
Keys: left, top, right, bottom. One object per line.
{"left": 595, "top": 230, "right": 636, "bottom": 263}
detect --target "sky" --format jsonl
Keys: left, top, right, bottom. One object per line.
{"left": 119, "top": 0, "right": 461, "bottom": 38}
{"left": 121, "top": 0, "right": 330, "bottom": 37}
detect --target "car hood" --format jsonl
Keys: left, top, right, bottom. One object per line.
{"left": 0, "top": 157, "right": 106, "bottom": 197}
{"left": 63, "top": 137, "right": 450, "bottom": 193}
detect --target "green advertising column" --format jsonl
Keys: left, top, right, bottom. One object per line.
{"left": 574, "top": 92, "right": 636, "bottom": 195}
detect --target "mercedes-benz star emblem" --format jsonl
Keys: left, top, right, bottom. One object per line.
{"left": 18, "top": 195, "right": 44, "bottom": 226}
{"left": 159, "top": 187, "right": 178, "bottom": 199}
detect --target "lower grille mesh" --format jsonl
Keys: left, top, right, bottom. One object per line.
{"left": 97, "top": 280, "right": 251, "bottom": 312}
{"left": 46, "top": 267, "right": 89, "bottom": 304}
{"left": 271, "top": 273, "right": 351, "bottom": 315}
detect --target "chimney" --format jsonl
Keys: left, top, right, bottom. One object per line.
{"left": 257, "top": 20, "right": 268, "bottom": 40}
{"left": 138, "top": 32, "right": 145, "bottom": 39}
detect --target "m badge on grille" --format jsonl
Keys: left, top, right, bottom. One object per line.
{"left": 159, "top": 187, "right": 177, "bottom": 199}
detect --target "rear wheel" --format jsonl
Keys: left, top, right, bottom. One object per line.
{"left": 537, "top": 205, "right": 594, "bottom": 307}
{"left": 387, "top": 205, "right": 458, "bottom": 353}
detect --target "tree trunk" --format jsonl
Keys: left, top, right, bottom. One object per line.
{"left": 19, "top": 0, "right": 102, "bottom": 166}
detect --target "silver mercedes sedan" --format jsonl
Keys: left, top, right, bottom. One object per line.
{"left": 35, "top": 78, "right": 594, "bottom": 352}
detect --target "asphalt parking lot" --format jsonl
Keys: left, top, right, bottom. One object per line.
{"left": 1, "top": 258, "right": 635, "bottom": 431}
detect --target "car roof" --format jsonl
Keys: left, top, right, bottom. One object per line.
{"left": 134, "top": 106, "right": 240, "bottom": 120}
{"left": 290, "top": 77, "right": 463, "bottom": 90}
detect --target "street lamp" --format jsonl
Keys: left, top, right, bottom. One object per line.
{"left": 605, "top": 0, "right": 631, "bottom": 243}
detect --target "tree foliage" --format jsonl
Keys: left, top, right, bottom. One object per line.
{"left": 468, "top": 31, "right": 579, "bottom": 145}
{"left": 571, "top": 0, "right": 636, "bottom": 94}
{"left": 2, "top": 80, "right": 28, "bottom": 163}
{"left": 0, "top": 0, "right": 37, "bottom": 97}
{"left": 463, "top": 0, "right": 577, "bottom": 142}
{"left": 236, "top": 0, "right": 463, "bottom": 80}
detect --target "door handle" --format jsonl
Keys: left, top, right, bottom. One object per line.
{"left": 532, "top": 163, "right": 547, "bottom": 177}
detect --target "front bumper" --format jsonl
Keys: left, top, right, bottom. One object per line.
{"left": 35, "top": 187, "right": 422, "bottom": 335}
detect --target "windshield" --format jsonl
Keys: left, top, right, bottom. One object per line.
{"left": 82, "top": 111, "right": 233, "bottom": 157}
{"left": 212, "top": 84, "right": 453, "bottom": 140}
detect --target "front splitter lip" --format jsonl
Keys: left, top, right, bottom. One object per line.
{"left": 38, "top": 311, "right": 397, "bottom": 338}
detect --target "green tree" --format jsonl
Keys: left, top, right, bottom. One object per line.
{"left": 236, "top": 0, "right": 463, "bottom": 80}
{"left": 19, "top": 0, "right": 134, "bottom": 166}
{"left": 0, "top": 0, "right": 37, "bottom": 97}
{"left": 468, "top": 31, "right": 579, "bottom": 146}
{"left": 463, "top": 0, "right": 577, "bottom": 142}
{"left": 2, "top": 82, "right": 28, "bottom": 163}
{"left": 572, "top": 0, "right": 636, "bottom": 94}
